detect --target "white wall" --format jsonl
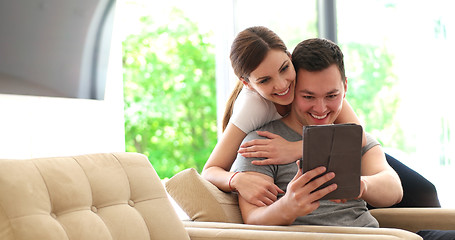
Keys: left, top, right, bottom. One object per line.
{"left": 0, "top": 1, "right": 125, "bottom": 159}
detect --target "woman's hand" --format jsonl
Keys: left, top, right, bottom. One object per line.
{"left": 238, "top": 131, "right": 302, "bottom": 165}
{"left": 231, "top": 172, "right": 284, "bottom": 207}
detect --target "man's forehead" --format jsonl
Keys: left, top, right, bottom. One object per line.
{"left": 295, "top": 67, "right": 344, "bottom": 93}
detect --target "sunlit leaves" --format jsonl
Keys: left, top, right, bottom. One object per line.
{"left": 122, "top": 8, "right": 217, "bottom": 178}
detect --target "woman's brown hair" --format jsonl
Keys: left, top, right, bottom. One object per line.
{"left": 222, "top": 26, "right": 288, "bottom": 131}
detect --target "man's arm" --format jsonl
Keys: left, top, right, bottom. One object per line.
{"left": 360, "top": 145, "right": 403, "bottom": 207}
{"left": 238, "top": 165, "right": 337, "bottom": 226}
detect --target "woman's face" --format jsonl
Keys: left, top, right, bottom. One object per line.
{"left": 243, "top": 49, "right": 296, "bottom": 106}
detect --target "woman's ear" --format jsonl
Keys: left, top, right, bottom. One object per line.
{"left": 240, "top": 77, "right": 254, "bottom": 91}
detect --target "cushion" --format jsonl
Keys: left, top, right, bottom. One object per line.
{"left": 165, "top": 168, "right": 243, "bottom": 223}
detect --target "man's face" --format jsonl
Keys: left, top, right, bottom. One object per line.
{"left": 293, "top": 64, "right": 347, "bottom": 126}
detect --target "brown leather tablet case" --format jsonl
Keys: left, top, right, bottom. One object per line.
{"left": 301, "top": 123, "right": 363, "bottom": 200}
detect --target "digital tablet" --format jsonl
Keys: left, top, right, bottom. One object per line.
{"left": 300, "top": 123, "right": 363, "bottom": 200}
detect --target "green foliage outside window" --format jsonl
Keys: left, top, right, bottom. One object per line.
{"left": 342, "top": 43, "right": 407, "bottom": 152}
{"left": 122, "top": 9, "right": 217, "bottom": 178}
{"left": 122, "top": 8, "right": 403, "bottom": 179}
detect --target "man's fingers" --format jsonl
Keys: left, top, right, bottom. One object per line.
{"left": 299, "top": 166, "right": 328, "bottom": 184}
{"left": 309, "top": 183, "right": 338, "bottom": 202}
{"left": 290, "top": 161, "right": 304, "bottom": 183}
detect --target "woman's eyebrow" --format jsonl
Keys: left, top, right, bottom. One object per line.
{"left": 255, "top": 76, "right": 270, "bottom": 83}
{"left": 254, "top": 59, "right": 290, "bottom": 83}
{"left": 279, "top": 60, "right": 289, "bottom": 71}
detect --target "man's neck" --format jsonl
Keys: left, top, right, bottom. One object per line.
{"left": 281, "top": 114, "right": 305, "bottom": 136}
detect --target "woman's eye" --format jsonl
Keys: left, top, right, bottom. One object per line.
{"left": 259, "top": 78, "right": 270, "bottom": 84}
{"left": 280, "top": 64, "right": 289, "bottom": 72}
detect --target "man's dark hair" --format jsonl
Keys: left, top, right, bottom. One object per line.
{"left": 291, "top": 38, "right": 346, "bottom": 81}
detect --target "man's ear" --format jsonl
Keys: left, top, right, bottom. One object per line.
{"left": 343, "top": 77, "right": 348, "bottom": 98}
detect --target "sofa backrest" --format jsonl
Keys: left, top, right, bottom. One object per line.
{"left": 0, "top": 152, "right": 190, "bottom": 240}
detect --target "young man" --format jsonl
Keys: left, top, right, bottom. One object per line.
{"left": 231, "top": 38, "right": 403, "bottom": 227}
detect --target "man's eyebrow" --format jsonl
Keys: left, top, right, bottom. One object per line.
{"left": 299, "top": 89, "right": 340, "bottom": 94}
{"left": 327, "top": 89, "right": 340, "bottom": 94}
{"left": 299, "top": 89, "right": 314, "bottom": 94}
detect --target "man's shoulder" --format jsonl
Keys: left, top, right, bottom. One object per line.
{"left": 257, "top": 119, "right": 283, "bottom": 131}
{"left": 246, "top": 119, "right": 283, "bottom": 136}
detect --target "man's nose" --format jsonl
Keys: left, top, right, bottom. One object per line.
{"left": 313, "top": 99, "right": 327, "bottom": 113}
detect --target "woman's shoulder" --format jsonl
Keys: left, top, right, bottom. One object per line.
{"left": 238, "top": 87, "right": 267, "bottom": 102}
{"left": 231, "top": 88, "right": 281, "bottom": 134}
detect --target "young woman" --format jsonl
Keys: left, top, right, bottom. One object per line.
{"left": 202, "top": 26, "right": 364, "bottom": 207}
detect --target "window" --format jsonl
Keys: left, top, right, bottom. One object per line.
{"left": 120, "top": 0, "right": 454, "bottom": 208}
{"left": 120, "top": 0, "right": 318, "bottom": 178}
{"left": 337, "top": 0, "right": 455, "bottom": 207}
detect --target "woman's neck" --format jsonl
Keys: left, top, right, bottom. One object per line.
{"left": 274, "top": 103, "right": 291, "bottom": 117}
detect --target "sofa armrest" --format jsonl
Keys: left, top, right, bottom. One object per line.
{"left": 186, "top": 227, "right": 417, "bottom": 240}
{"left": 184, "top": 221, "right": 421, "bottom": 240}
{"left": 370, "top": 208, "right": 455, "bottom": 232}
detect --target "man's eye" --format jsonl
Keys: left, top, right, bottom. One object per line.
{"left": 327, "top": 94, "right": 338, "bottom": 99}
{"left": 303, "top": 95, "right": 313, "bottom": 99}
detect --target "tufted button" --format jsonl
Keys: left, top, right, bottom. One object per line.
{"left": 50, "top": 213, "right": 57, "bottom": 219}
{"left": 128, "top": 200, "right": 135, "bottom": 207}
{"left": 91, "top": 206, "right": 98, "bottom": 213}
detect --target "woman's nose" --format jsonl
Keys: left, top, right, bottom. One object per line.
{"left": 275, "top": 76, "right": 288, "bottom": 90}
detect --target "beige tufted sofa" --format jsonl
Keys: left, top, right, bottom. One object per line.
{"left": 166, "top": 168, "right": 455, "bottom": 240}
{"left": 1, "top": 152, "right": 453, "bottom": 240}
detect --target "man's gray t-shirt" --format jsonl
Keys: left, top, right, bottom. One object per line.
{"left": 231, "top": 119, "right": 380, "bottom": 228}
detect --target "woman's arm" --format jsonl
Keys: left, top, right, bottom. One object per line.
{"left": 359, "top": 145, "right": 403, "bottom": 207}
{"left": 335, "top": 99, "right": 367, "bottom": 147}
{"left": 202, "top": 123, "right": 283, "bottom": 205}
{"left": 239, "top": 100, "right": 365, "bottom": 165}
{"left": 202, "top": 123, "right": 246, "bottom": 191}
{"left": 335, "top": 99, "right": 363, "bottom": 125}
{"left": 238, "top": 131, "right": 302, "bottom": 166}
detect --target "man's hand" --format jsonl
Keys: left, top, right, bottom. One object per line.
{"left": 238, "top": 162, "right": 338, "bottom": 225}
{"left": 238, "top": 131, "right": 302, "bottom": 165}
{"left": 280, "top": 162, "right": 338, "bottom": 221}
{"left": 232, "top": 172, "right": 284, "bottom": 206}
